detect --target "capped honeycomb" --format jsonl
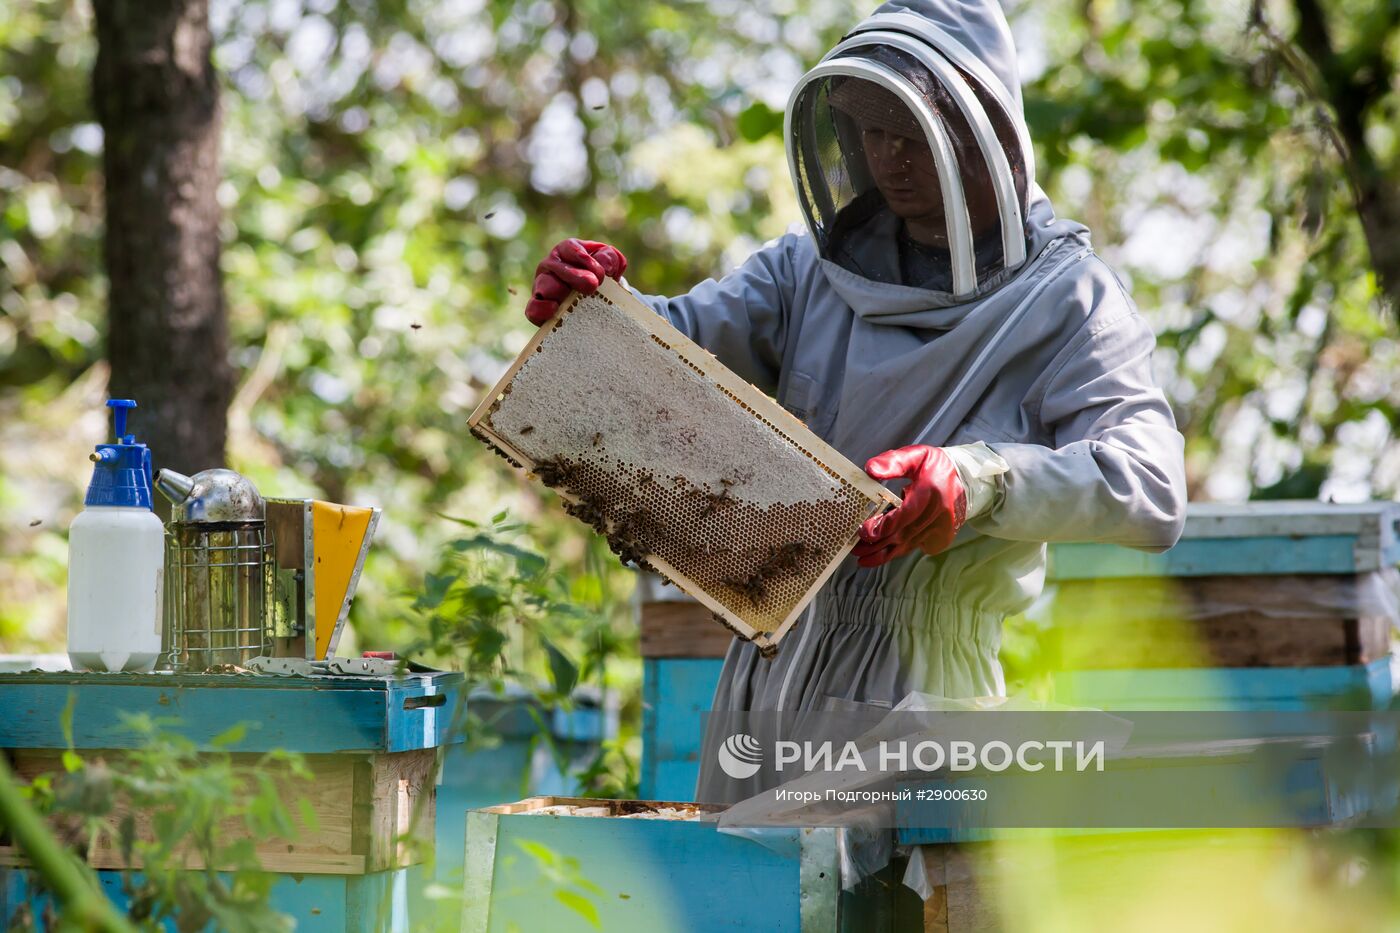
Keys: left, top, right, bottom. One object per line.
{"left": 468, "top": 278, "right": 898, "bottom": 654}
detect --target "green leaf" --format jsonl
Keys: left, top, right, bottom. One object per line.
{"left": 118, "top": 812, "right": 137, "bottom": 863}
{"left": 59, "top": 691, "right": 76, "bottom": 748}
{"left": 415, "top": 571, "right": 457, "bottom": 610}
{"left": 210, "top": 722, "right": 249, "bottom": 748}
{"left": 515, "top": 838, "right": 559, "bottom": 868}
{"left": 219, "top": 837, "right": 259, "bottom": 869}
{"left": 554, "top": 889, "right": 601, "bottom": 929}
{"left": 569, "top": 573, "right": 604, "bottom": 606}
{"left": 471, "top": 626, "right": 508, "bottom": 664}
{"left": 61, "top": 749, "right": 83, "bottom": 774}
{"left": 543, "top": 639, "right": 579, "bottom": 694}
{"left": 737, "top": 101, "right": 783, "bottom": 142}
{"left": 463, "top": 583, "right": 505, "bottom": 612}
{"left": 297, "top": 796, "right": 320, "bottom": 833}
{"left": 514, "top": 549, "right": 547, "bottom": 579}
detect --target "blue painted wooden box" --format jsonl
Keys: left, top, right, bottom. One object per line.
{"left": 639, "top": 503, "right": 1400, "bottom": 797}
{"left": 1047, "top": 502, "right": 1399, "bottom": 709}
{"left": 0, "top": 669, "right": 463, "bottom": 754}
{"left": 894, "top": 729, "right": 1387, "bottom": 845}
{"left": 0, "top": 669, "right": 464, "bottom": 931}
{"left": 1047, "top": 501, "right": 1400, "bottom": 580}
{"left": 641, "top": 658, "right": 724, "bottom": 801}
{"left": 2, "top": 864, "right": 429, "bottom": 932}
{"left": 1051, "top": 658, "right": 1395, "bottom": 711}
{"left": 461, "top": 797, "right": 921, "bottom": 933}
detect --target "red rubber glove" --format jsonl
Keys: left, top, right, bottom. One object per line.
{"left": 524, "top": 238, "right": 628, "bottom": 325}
{"left": 852, "top": 445, "right": 968, "bottom": 568}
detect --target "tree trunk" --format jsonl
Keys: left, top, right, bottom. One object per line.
{"left": 1355, "top": 175, "right": 1400, "bottom": 317}
{"left": 92, "top": 0, "right": 231, "bottom": 475}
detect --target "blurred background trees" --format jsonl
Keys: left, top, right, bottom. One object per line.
{"left": 0, "top": 0, "right": 1397, "bottom": 749}
{"left": 1021, "top": 0, "right": 1400, "bottom": 506}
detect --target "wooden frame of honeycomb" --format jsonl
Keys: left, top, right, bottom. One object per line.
{"left": 468, "top": 278, "right": 900, "bottom": 656}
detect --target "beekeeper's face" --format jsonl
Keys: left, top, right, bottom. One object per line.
{"left": 787, "top": 36, "right": 1035, "bottom": 295}
{"left": 858, "top": 123, "right": 946, "bottom": 236}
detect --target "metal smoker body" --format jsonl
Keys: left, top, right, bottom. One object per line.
{"left": 157, "top": 468, "right": 274, "bottom": 669}
{"left": 157, "top": 468, "right": 381, "bottom": 669}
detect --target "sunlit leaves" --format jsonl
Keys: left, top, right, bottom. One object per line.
{"left": 1023, "top": 0, "right": 1397, "bottom": 504}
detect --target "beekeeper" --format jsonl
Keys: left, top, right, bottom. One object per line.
{"left": 522, "top": 0, "right": 1187, "bottom": 801}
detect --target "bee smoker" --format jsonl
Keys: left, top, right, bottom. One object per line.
{"left": 155, "top": 467, "right": 381, "bottom": 670}
{"left": 156, "top": 468, "right": 274, "bottom": 669}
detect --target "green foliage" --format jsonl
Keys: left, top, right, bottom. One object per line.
{"left": 1023, "top": 0, "right": 1399, "bottom": 502}
{"left": 404, "top": 513, "right": 637, "bottom": 796}
{"left": 0, "top": 0, "right": 104, "bottom": 652}
{"left": 16, "top": 715, "right": 314, "bottom": 931}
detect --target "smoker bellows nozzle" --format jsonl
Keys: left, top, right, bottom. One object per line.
{"left": 467, "top": 278, "right": 899, "bottom": 656}
{"left": 157, "top": 468, "right": 265, "bottom": 523}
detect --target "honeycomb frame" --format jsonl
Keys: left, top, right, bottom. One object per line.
{"left": 468, "top": 278, "right": 900, "bottom": 656}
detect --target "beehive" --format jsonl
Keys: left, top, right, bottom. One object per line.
{"left": 468, "top": 278, "right": 899, "bottom": 655}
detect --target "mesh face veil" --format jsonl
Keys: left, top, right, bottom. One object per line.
{"left": 785, "top": 21, "right": 1031, "bottom": 297}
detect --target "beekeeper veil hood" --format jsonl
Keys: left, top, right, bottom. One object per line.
{"left": 784, "top": 0, "right": 1034, "bottom": 297}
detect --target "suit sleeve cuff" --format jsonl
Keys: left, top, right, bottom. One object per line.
{"left": 944, "top": 442, "right": 1009, "bottom": 520}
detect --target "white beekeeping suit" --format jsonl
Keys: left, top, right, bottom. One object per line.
{"left": 625, "top": 0, "right": 1187, "bottom": 803}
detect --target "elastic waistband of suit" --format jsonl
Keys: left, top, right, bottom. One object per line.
{"left": 808, "top": 591, "right": 1005, "bottom": 635}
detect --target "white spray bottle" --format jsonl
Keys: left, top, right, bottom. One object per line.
{"left": 66, "top": 398, "right": 166, "bottom": 672}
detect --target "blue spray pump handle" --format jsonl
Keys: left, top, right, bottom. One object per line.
{"left": 108, "top": 398, "right": 137, "bottom": 443}
{"left": 84, "top": 398, "right": 152, "bottom": 508}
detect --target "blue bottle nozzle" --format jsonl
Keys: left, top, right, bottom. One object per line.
{"left": 108, "top": 399, "right": 136, "bottom": 444}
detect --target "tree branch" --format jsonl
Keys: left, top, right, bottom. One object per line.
{"left": 1248, "top": 9, "right": 1354, "bottom": 179}
{"left": 1286, "top": 0, "right": 1388, "bottom": 182}
{"left": 1248, "top": 1, "right": 1400, "bottom": 314}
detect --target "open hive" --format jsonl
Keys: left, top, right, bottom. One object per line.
{"left": 468, "top": 278, "right": 899, "bottom": 655}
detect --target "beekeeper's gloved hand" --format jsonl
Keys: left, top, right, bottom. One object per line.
{"left": 524, "top": 238, "right": 628, "bottom": 325}
{"left": 854, "top": 443, "right": 1009, "bottom": 567}
{"left": 855, "top": 443, "right": 1010, "bottom": 566}
{"left": 854, "top": 446, "right": 967, "bottom": 567}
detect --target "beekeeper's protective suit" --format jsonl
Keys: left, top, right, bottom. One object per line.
{"left": 522, "top": 0, "right": 1187, "bottom": 803}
